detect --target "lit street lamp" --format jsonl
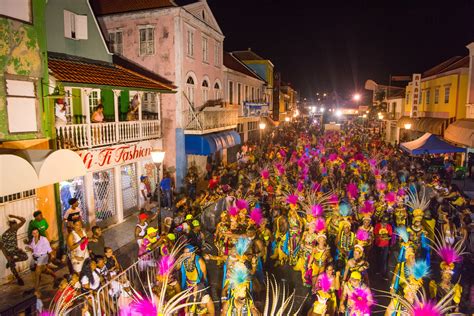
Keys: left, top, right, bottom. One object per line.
{"left": 404, "top": 123, "right": 412, "bottom": 130}
{"left": 285, "top": 117, "right": 290, "bottom": 122}
{"left": 335, "top": 110, "right": 342, "bottom": 117}
{"left": 259, "top": 122, "right": 266, "bottom": 143}
{"left": 353, "top": 93, "right": 361, "bottom": 101}
{"left": 151, "top": 151, "right": 165, "bottom": 223}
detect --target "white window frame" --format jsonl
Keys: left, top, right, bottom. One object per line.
{"left": 237, "top": 83, "right": 242, "bottom": 105}
{"left": 202, "top": 36, "right": 208, "bottom": 63}
{"left": 186, "top": 77, "right": 195, "bottom": 106}
{"left": 444, "top": 86, "right": 450, "bottom": 104}
{"left": 109, "top": 30, "right": 123, "bottom": 55}
{"left": 0, "top": 0, "right": 32, "bottom": 23}
{"left": 228, "top": 81, "right": 234, "bottom": 104}
{"left": 5, "top": 77, "right": 37, "bottom": 133}
{"left": 64, "top": 10, "right": 88, "bottom": 40}
{"left": 139, "top": 26, "right": 155, "bottom": 56}
{"left": 425, "top": 89, "right": 430, "bottom": 105}
{"left": 214, "top": 81, "right": 221, "bottom": 100}
{"left": 187, "top": 29, "right": 194, "bottom": 57}
{"left": 88, "top": 89, "right": 101, "bottom": 115}
{"left": 214, "top": 41, "right": 221, "bottom": 66}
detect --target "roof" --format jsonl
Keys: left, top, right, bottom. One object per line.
{"left": 423, "top": 56, "right": 469, "bottom": 77}
{"left": 223, "top": 52, "right": 265, "bottom": 82}
{"left": 400, "top": 132, "right": 465, "bottom": 155}
{"left": 48, "top": 52, "right": 175, "bottom": 92}
{"left": 232, "top": 49, "right": 266, "bottom": 61}
{"left": 90, "top": 0, "right": 176, "bottom": 16}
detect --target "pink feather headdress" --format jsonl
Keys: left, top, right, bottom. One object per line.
{"left": 229, "top": 206, "right": 239, "bottom": 217}
{"left": 275, "top": 163, "right": 285, "bottom": 176}
{"left": 375, "top": 180, "right": 386, "bottom": 192}
{"left": 347, "top": 183, "right": 359, "bottom": 199}
{"left": 260, "top": 169, "right": 270, "bottom": 180}
{"left": 356, "top": 229, "right": 369, "bottom": 241}
{"left": 157, "top": 255, "right": 175, "bottom": 277}
{"left": 411, "top": 300, "right": 442, "bottom": 316}
{"left": 438, "top": 246, "right": 462, "bottom": 266}
{"left": 329, "top": 193, "right": 339, "bottom": 205}
{"left": 286, "top": 194, "right": 299, "bottom": 206}
{"left": 360, "top": 200, "right": 374, "bottom": 215}
{"left": 397, "top": 188, "right": 406, "bottom": 197}
{"left": 314, "top": 217, "right": 326, "bottom": 233}
{"left": 329, "top": 153, "right": 338, "bottom": 162}
{"left": 385, "top": 191, "right": 396, "bottom": 204}
{"left": 311, "top": 204, "right": 324, "bottom": 217}
{"left": 249, "top": 208, "right": 263, "bottom": 226}
{"left": 297, "top": 181, "right": 304, "bottom": 192}
{"left": 317, "top": 272, "right": 332, "bottom": 293}
{"left": 349, "top": 287, "right": 373, "bottom": 315}
{"left": 312, "top": 182, "right": 321, "bottom": 192}
{"left": 236, "top": 199, "right": 248, "bottom": 211}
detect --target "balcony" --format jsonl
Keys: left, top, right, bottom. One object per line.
{"left": 184, "top": 108, "right": 238, "bottom": 135}
{"left": 56, "top": 120, "right": 161, "bottom": 150}
{"left": 386, "top": 112, "right": 402, "bottom": 120}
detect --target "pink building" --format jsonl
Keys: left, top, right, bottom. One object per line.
{"left": 93, "top": 0, "right": 239, "bottom": 188}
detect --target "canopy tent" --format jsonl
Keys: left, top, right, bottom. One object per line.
{"left": 400, "top": 133, "right": 466, "bottom": 155}
{"left": 0, "top": 149, "right": 87, "bottom": 196}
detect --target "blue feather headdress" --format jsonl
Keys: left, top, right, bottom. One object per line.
{"left": 408, "top": 260, "right": 430, "bottom": 280}
{"left": 339, "top": 203, "right": 352, "bottom": 217}
{"left": 235, "top": 237, "right": 250, "bottom": 257}
{"left": 229, "top": 265, "right": 249, "bottom": 288}
{"left": 395, "top": 226, "right": 409, "bottom": 243}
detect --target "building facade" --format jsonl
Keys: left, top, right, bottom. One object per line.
{"left": 94, "top": 0, "right": 239, "bottom": 187}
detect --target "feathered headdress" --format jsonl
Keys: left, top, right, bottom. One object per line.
{"left": 356, "top": 228, "right": 369, "bottom": 242}
{"left": 228, "top": 206, "right": 239, "bottom": 217}
{"left": 314, "top": 217, "right": 326, "bottom": 233}
{"left": 157, "top": 255, "right": 175, "bottom": 279}
{"left": 302, "top": 190, "right": 333, "bottom": 218}
{"left": 263, "top": 274, "right": 306, "bottom": 316}
{"left": 235, "top": 237, "right": 251, "bottom": 257}
{"left": 339, "top": 203, "right": 352, "bottom": 217}
{"left": 408, "top": 260, "right": 430, "bottom": 282}
{"left": 317, "top": 272, "right": 332, "bottom": 293}
{"left": 360, "top": 183, "right": 370, "bottom": 194}
{"left": 349, "top": 287, "right": 373, "bottom": 315}
{"left": 236, "top": 199, "right": 249, "bottom": 211}
{"left": 229, "top": 265, "right": 249, "bottom": 289}
{"left": 385, "top": 191, "right": 396, "bottom": 204}
{"left": 311, "top": 204, "right": 324, "bottom": 217}
{"left": 286, "top": 194, "right": 299, "bottom": 207}
{"left": 395, "top": 226, "right": 409, "bottom": 243}
{"left": 376, "top": 180, "right": 386, "bottom": 192}
{"left": 249, "top": 207, "right": 263, "bottom": 226}
{"left": 405, "top": 186, "right": 430, "bottom": 218}
{"left": 260, "top": 168, "right": 270, "bottom": 180}
{"left": 430, "top": 229, "right": 467, "bottom": 273}
{"left": 347, "top": 183, "right": 359, "bottom": 200}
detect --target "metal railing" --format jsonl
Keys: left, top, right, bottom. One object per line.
{"left": 56, "top": 120, "right": 161, "bottom": 149}
{"left": 184, "top": 108, "right": 239, "bottom": 132}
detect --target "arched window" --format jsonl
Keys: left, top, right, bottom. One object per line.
{"left": 214, "top": 81, "right": 221, "bottom": 100}
{"left": 202, "top": 80, "right": 209, "bottom": 103}
{"left": 186, "top": 76, "right": 195, "bottom": 105}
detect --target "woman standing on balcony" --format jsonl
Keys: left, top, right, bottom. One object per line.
{"left": 91, "top": 104, "right": 104, "bottom": 123}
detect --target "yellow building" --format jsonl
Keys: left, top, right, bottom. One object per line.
{"left": 400, "top": 56, "right": 469, "bottom": 137}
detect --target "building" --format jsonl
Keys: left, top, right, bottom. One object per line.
{"left": 45, "top": 0, "right": 175, "bottom": 229}
{"left": 279, "top": 82, "right": 298, "bottom": 122}
{"left": 223, "top": 52, "right": 267, "bottom": 149}
{"left": 93, "top": 0, "right": 240, "bottom": 187}
{"left": 401, "top": 55, "right": 469, "bottom": 140}
{"left": 232, "top": 49, "right": 274, "bottom": 120}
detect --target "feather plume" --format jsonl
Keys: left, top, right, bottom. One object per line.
{"left": 279, "top": 149, "right": 287, "bottom": 158}
{"left": 347, "top": 183, "right": 359, "bottom": 199}
{"left": 412, "top": 300, "right": 443, "bottom": 316}
{"left": 356, "top": 229, "right": 369, "bottom": 241}
{"left": 235, "top": 237, "right": 251, "bottom": 257}
{"left": 349, "top": 287, "right": 373, "bottom": 315}
{"left": 385, "top": 191, "right": 396, "bottom": 204}
{"left": 286, "top": 194, "right": 299, "bottom": 206}
{"left": 261, "top": 169, "right": 270, "bottom": 180}
{"left": 405, "top": 186, "right": 430, "bottom": 212}
{"left": 229, "top": 265, "right": 249, "bottom": 288}
{"left": 397, "top": 188, "right": 406, "bottom": 197}
{"left": 438, "top": 246, "right": 462, "bottom": 266}
{"left": 236, "top": 199, "right": 248, "bottom": 211}
{"left": 249, "top": 208, "right": 263, "bottom": 226}
{"left": 339, "top": 203, "right": 351, "bottom": 217}
{"left": 312, "top": 181, "right": 321, "bottom": 192}
{"left": 317, "top": 272, "right": 332, "bottom": 293}
{"left": 375, "top": 180, "right": 386, "bottom": 192}
{"left": 329, "top": 193, "right": 339, "bottom": 204}
{"left": 409, "top": 260, "right": 430, "bottom": 280}
{"left": 369, "top": 159, "right": 377, "bottom": 167}
{"left": 297, "top": 181, "right": 304, "bottom": 192}
{"left": 157, "top": 255, "right": 175, "bottom": 277}
{"left": 130, "top": 299, "right": 157, "bottom": 316}
{"left": 395, "top": 226, "right": 409, "bottom": 243}
{"left": 229, "top": 206, "right": 238, "bottom": 217}
{"left": 360, "top": 183, "right": 370, "bottom": 194}
{"left": 360, "top": 200, "right": 374, "bottom": 214}
{"left": 315, "top": 217, "right": 326, "bottom": 233}
{"left": 329, "top": 153, "right": 338, "bottom": 161}
{"left": 311, "top": 204, "right": 324, "bottom": 217}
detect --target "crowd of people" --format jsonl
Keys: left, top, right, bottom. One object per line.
{"left": 4, "top": 118, "right": 473, "bottom": 315}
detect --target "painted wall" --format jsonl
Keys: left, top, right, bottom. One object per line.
{"left": 405, "top": 71, "right": 468, "bottom": 119}
{"left": 224, "top": 68, "right": 266, "bottom": 115}
{"left": 0, "top": 0, "right": 49, "bottom": 141}
{"left": 45, "top": 0, "right": 111, "bottom": 62}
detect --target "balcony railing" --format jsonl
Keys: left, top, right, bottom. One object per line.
{"left": 386, "top": 112, "right": 402, "bottom": 120}
{"left": 56, "top": 120, "right": 161, "bottom": 149}
{"left": 184, "top": 108, "right": 239, "bottom": 134}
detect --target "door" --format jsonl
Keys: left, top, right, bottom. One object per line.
{"left": 93, "top": 169, "right": 117, "bottom": 227}
{"left": 121, "top": 163, "right": 138, "bottom": 218}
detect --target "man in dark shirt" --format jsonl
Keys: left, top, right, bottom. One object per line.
{"left": 0, "top": 215, "right": 28, "bottom": 285}
{"left": 88, "top": 226, "right": 105, "bottom": 258}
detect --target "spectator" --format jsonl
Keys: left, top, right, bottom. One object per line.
{"left": 160, "top": 172, "right": 173, "bottom": 209}
{"left": 91, "top": 104, "right": 104, "bottom": 123}
{"left": 27, "top": 210, "right": 49, "bottom": 240}
{"left": 80, "top": 258, "right": 101, "bottom": 293}
{"left": 64, "top": 198, "right": 82, "bottom": 230}
{"left": 88, "top": 226, "right": 105, "bottom": 258}
{"left": 94, "top": 255, "right": 109, "bottom": 282}
{"left": 139, "top": 175, "right": 150, "bottom": 210}
{"left": 67, "top": 220, "right": 89, "bottom": 273}
{"left": 27, "top": 228, "right": 56, "bottom": 289}
{"left": 0, "top": 214, "right": 28, "bottom": 285}
{"left": 104, "top": 247, "right": 121, "bottom": 276}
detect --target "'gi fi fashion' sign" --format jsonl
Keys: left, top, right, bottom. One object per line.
{"left": 78, "top": 141, "right": 152, "bottom": 171}
{"left": 410, "top": 74, "right": 421, "bottom": 118}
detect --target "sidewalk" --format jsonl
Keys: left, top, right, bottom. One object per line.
{"left": 0, "top": 214, "right": 140, "bottom": 313}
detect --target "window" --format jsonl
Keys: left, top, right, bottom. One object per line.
{"left": 6, "top": 78, "right": 37, "bottom": 132}
{"left": 251, "top": 87, "right": 255, "bottom": 101}
{"left": 256, "top": 88, "right": 260, "bottom": 100}
{"left": 214, "top": 41, "right": 221, "bottom": 66}
{"left": 109, "top": 31, "right": 123, "bottom": 55}
{"left": 425, "top": 89, "right": 430, "bottom": 105}
{"left": 214, "top": 82, "right": 221, "bottom": 99}
{"left": 64, "top": 10, "right": 88, "bottom": 40}
{"left": 202, "top": 80, "right": 209, "bottom": 103}
{"left": 0, "top": 0, "right": 32, "bottom": 23}
{"left": 444, "top": 86, "right": 450, "bottom": 104}
{"left": 187, "top": 30, "right": 194, "bottom": 57}
{"left": 228, "top": 81, "right": 234, "bottom": 104}
{"left": 186, "top": 76, "right": 195, "bottom": 105}
{"left": 237, "top": 83, "right": 242, "bottom": 105}
{"left": 244, "top": 85, "right": 249, "bottom": 101}
{"left": 142, "top": 92, "right": 157, "bottom": 112}
{"left": 202, "top": 37, "right": 208, "bottom": 62}
{"left": 139, "top": 27, "right": 154, "bottom": 56}
{"left": 434, "top": 87, "right": 440, "bottom": 104}
{"left": 406, "top": 92, "right": 410, "bottom": 105}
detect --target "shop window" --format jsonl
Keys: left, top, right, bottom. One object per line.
{"left": 6, "top": 78, "right": 37, "bottom": 133}
{"left": 109, "top": 30, "right": 123, "bottom": 55}
{"left": 64, "top": 10, "right": 88, "bottom": 40}
{"left": 425, "top": 89, "right": 430, "bottom": 105}
{"left": 444, "top": 86, "right": 450, "bottom": 104}
{"left": 142, "top": 92, "right": 157, "bottom": 114}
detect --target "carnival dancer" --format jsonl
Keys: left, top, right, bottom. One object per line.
{"left": 308, "top": 229, "right": 332, "bottom": 286}
{"left": 391, "top": 226, "right": 415, "bottom": 294}
{"left": 270, "top": 208, "right": 289, "bottom": 266}
{"left": 286, "top": 194, "right": 304, "bottom": 266}
{"left": 405, "top": 187, "right": 431, "bottom": 263}
{"left": 180, "top": 245, "right": 208, "bottom": 291}
{"left": 294, "top": 222, "right": 318, "bottom": 285}
{"left": 335, "top": 203, "right": 354, "bottom": 270}
{"left": 343, "top": 244, "right": 369, "bottom": 285}
{"left": 215, "top": 211, "right": 231, "bottom": 260}
{"left": 339, "top": 271, "right": 373, "bottom": 316}
{"left": 309, "top": 266, "right": 340, "bottom": 316}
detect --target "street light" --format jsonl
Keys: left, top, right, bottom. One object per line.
{"left": 259, "top": 122, "right": 266, "bottom": 143}
{"left": 285, "top": 117, "right": 290, "bottom": 122}
{"left": 353, "top": 93, "right": 361, "bottom": 101}
{"left": 320, "top": 107, "right": 325, "bottom": 113}
{"left": 335, "top": 110, "right": 342, "bottom": 117}
{"left": 362, "top": 114, "right": 367, "bottom": 118}
{"left": 151, "top": 151, "right": 165, "bottom": 220}
{"left": 404, "top": 123, "right": 412, "bottom": 130}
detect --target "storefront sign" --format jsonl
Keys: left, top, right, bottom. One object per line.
{"left": 78, "top": 141, "right": 152, "bottom": 171}
{"left": 410, "top": 73, "right": 421, "bottom": 118}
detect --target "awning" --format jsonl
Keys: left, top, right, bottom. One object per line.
{"left": 400, "top": 133, "right": 466, "bottom": 155}
{"left": 397, "top": 116, "right": 448, "bottom": 135}
{"left": 185, "top": 131, "right": 241, "bottom": 155}
{"left": 445, "top": 119, "right": 474, "bottom": 147}
{"left": 0, "top": 149, "right": 87, "bottom": 196}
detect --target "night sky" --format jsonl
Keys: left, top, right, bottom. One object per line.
{"left": 206, "top": 0, "right": 474, "bottom": 100}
